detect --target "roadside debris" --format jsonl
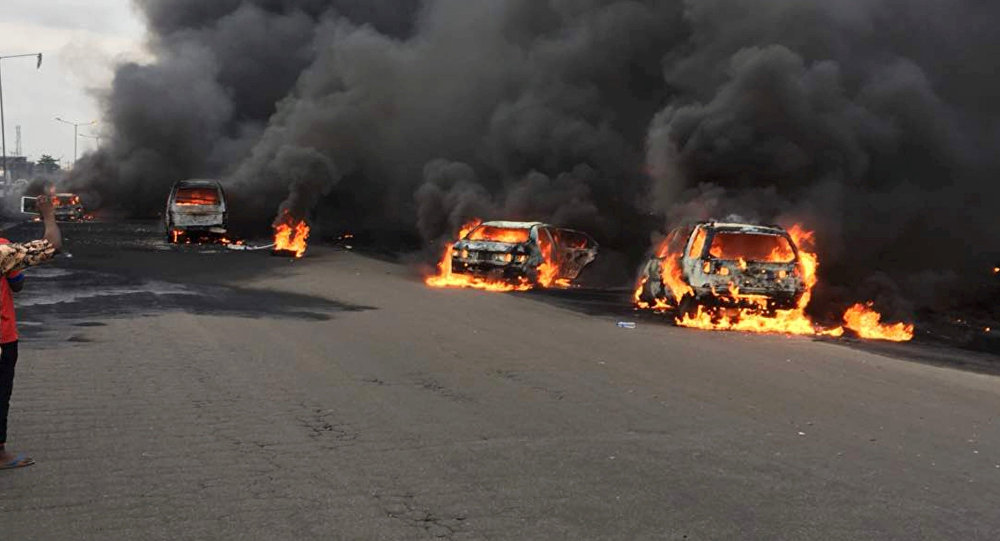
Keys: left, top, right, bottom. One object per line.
{"left": 225, "top": 243, "right": 275, "bottom": 252}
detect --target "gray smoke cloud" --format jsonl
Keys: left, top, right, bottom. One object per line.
{"left": 67, "top": 0, "right": 1000, "bottom": 318}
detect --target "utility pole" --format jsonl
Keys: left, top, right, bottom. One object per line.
{"left": 0, "top": 53, "right": 42, "bottom": 182}
{"left": 14, "top": 125, "right": 21, "bottom": 156}
{"left": 55, "top": 117, "right": 95, "bottom": 165}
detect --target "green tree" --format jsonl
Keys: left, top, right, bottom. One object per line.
{"left": 37, "top": 155, "right": 61, "bottom": 174}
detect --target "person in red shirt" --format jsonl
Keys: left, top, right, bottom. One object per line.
{"left": 0, "top": 240, "right": 25, "bottom": 337}
{"left": 0, "top": 195, "right": 62, "bottom": 470}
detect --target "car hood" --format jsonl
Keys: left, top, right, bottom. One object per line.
{"left": 454, "top": 240, "right": 526, "bottom": 252}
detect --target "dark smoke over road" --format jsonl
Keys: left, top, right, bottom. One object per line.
{"left": 67, "top": 0, "right": 1000, "bottom": 319}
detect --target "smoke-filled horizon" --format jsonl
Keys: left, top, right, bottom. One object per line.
{"left": 66, "top": 0, "right": 1000, "bottom": 318}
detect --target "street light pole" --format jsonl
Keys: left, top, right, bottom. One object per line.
{"left": 0, "top": 53, "right": 42, "bottom": 182}
{"left": 80, "top": 132, "right": 103, "bottom": 148}
{"left": 55, "top": 117, "right": 95, "bottom": 165}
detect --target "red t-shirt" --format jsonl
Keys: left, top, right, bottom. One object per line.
{"left": 0, "top": 238, "right": 23, "bottom": 344}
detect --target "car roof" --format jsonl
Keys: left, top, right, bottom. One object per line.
{"left": 175, "top": 179, "right": 221, "bottom": 188}
{"left": 479, "top": 221, "right": 545, "bottom": 229}
{"left": 54, "top": 193, "right": 78, "bottom": 197}
{"left": 698, "top": 221, "right": 788, "bottom": 235}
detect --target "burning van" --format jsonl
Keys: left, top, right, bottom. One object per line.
{"left": 636, "top": 222, "right": 807, "bottom": 316}
{"left": 53, "top": 193, "right": 87, "bottom": 222}
{"left": 165, "top": 180, "right": 228, "bottom": 243}
{"left": 429, "top": 220, "right": 598, "bottom": 290}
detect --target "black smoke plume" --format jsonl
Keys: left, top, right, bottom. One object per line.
{"left": 67, "top": 0, "right": 1000, "bottom": 321}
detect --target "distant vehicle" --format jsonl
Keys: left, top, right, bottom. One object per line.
{"left": 20, "top": 192, "right": 87, "bottom": 222}
{"left": 450, "top": 221, "right": 598, "bottom": 286}
{"left": 636, "top": 222, "right": 806, "bottom": 316}
{"left": 53, "top": 193, "right": 86, "bottom": 222}
{"left": 164, "top": 180, "right": 228, "bottom": 243}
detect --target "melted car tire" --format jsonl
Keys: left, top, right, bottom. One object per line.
{"left": 676, "top": 294, "right": 699, "bottom": 321}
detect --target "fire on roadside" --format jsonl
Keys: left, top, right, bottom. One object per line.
{"left": 842, "top": 303, "right": 915, "bottom": 342}
{"left": 273, "top": 212, "right": 310, "bottom": 258}
{"left": 636, "top": 224, "right": 914, "bottom": 342}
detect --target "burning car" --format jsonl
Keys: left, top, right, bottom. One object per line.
{"left": 636, "top": 222, "right": 806, "bottom": 316}
{"left": 53, "top": 193, "right": 87, "bottom": 222}
{"left": 165, "top": 180, "right": 228, "bottom": 243}
{"left": 21, "top": 193, "right": 87, "bottom": 222}
{"left": 635, "top": 221, "right": 914, "bottom": 341}
{"left": 428, "top": 220, "right": 598, "bottom": 290}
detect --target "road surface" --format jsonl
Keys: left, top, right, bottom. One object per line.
{"left": 0, "top": 222, "right": 998, "bottom": 540}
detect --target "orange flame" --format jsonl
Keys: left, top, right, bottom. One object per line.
{"left": 425, "top": 219, "right": 572, "bottom": 291}
{"left": 674, "top": 225, "right": 845, "bottom": 336}
{"left": 843, "top": 303, "right": 915, "bottom": 342}
{"left": 426, "top": 219, "right": 531, "bottom": 291}
{"left": 536, "top": 229, "right": 564, "bottom": 289}
{"left": 274, "top": 218, "right": 310, "bottom": 258}
{"left": 175, "top": 188, "right": 220, "bottom": 206}
{"left": 636, "top": 223, "right": 914, "bottom": 342}
{"left": 467, "top": 226, "right": 531, "bottom": 244}
{"left": 633, "top": 230, "right": 694, "bottom": 310}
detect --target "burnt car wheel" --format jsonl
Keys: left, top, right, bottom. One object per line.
{"left": 525, "top": 267, "right": 540, "bottom": 286}
{"left": 676, "top": 294, "right": 700, "bottom": 321}
{"left": 638, "top": 277, "right": 661, "bottom": 304}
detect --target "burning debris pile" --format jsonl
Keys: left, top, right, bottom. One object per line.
{"left": 272, "top": 212, "right": 310, "bottom": 259}
{"left": 426, "top": 219, "right": 597, "bottom": 292}
{"left": 635, "top": 222, "right": 914, "bottom": 342}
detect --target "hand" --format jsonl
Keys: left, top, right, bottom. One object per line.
{"left": 37, "top": 195, "right": 55, "bottom": 221}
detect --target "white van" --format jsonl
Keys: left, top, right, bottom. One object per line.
{"left": 164, "top": 180, "right": 227, "bottom": 243}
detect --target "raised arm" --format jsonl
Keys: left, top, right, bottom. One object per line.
{"left": 37, "top": 195, "right": 62, "bottom": 252}
{"left": 0, "top": 196, "right": 61, "bottom": 275}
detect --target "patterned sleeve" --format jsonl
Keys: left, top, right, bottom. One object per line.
{"left": 0, "top": 240, "right": 56, "bottom": 275}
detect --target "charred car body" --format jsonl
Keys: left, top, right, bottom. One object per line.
{"left": 450, "top": 221, "right": 598, "bottom": 285}
{"left": 637, "top": 222, "right": 806, "bottom": 315}
{"left": 22, "top": 193, "right": 87, "bottom": 222}
{"left": 165, "top": 180, "right": 228, "bottom": 242}
{"left": 53, "top": 193, "right": 87, "bottom": 222}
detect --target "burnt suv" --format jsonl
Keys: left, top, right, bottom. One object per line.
{"left": 450, "top": 221, "right": 598, "bottom": 286}
{"left": 636, "top": 222, "right": 806, "bottom": 314}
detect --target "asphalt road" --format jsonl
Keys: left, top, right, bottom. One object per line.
{"left": 0, "top": 222, "right": 998, "bottom": 540}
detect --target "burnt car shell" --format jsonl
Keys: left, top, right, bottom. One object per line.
{"left": 639, "top": 222, "right": 806, "bottom": 312}
{"left": 165, "top": 179, "right": 228, "bottom": 240}
{"left": 53, "top": 193, "right": 86, "bottom": 222}
{"left": 450, "top": 221, "right": 598, "bottom": 284}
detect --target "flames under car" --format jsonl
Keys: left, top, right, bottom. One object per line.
{"left": 637, "top": 222, "right": 807, "bottom": 315}
{"left": 450, "top": 221, "right": 598, "bottom": 286}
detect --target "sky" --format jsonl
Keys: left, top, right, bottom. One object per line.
{"left": 0, "top": 0, "right": 147, "bottom": 169}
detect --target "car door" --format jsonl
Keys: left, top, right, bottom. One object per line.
{"left": 551, "top": 228, "right": 598, "bottom": 280}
